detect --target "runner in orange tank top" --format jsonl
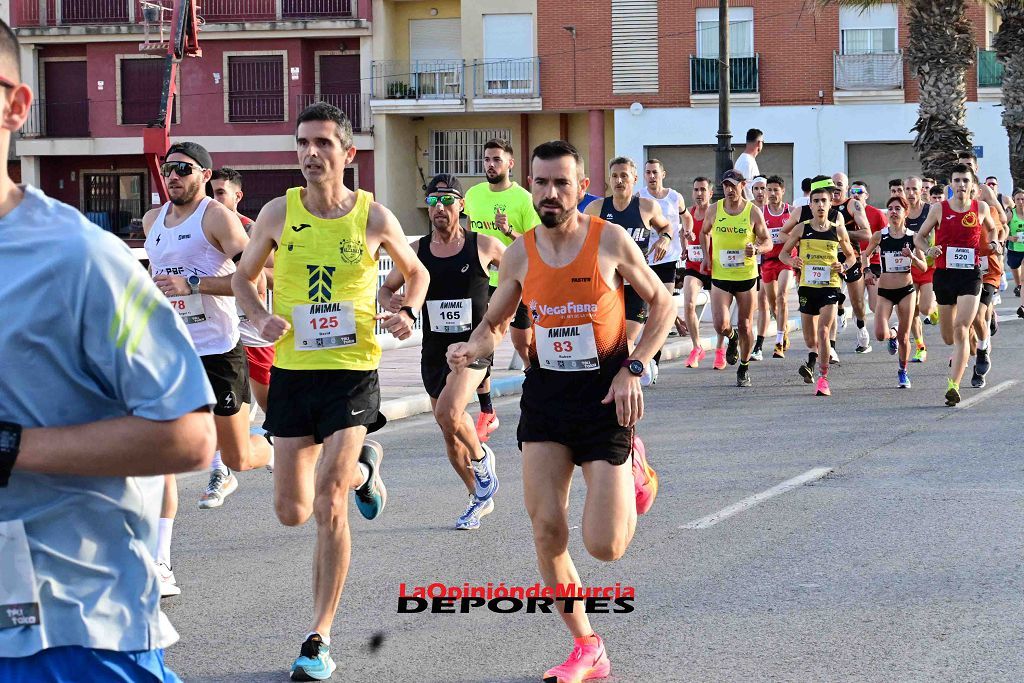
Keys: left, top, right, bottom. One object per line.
{"left": 448, "top": 141, "right": 675, "bottom": 683}
{"left": 967, "top": 199, "right": 1008, "bottom": 388}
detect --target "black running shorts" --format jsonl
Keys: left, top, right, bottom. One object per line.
{"left": 651, "top": 262, "right": 677, "bottom": 284}
{"left": 265, "top": 368, "right": 386, "bottom": 443}
{"left": 933, "top": 268, "right": 982, "bottom": 306}
{"left": 420, "top": 355, "right": 492, "bottom": 400}
{"left": 798, "top": 286, "right": 841, "bottom": 316}
{"left": 201, "top": 342, "right": 251, "bottom": 416}
{"left": 518, "top": 407, "right": 633, "bottom": 466}
{"left": 712, "top": 277, "right": 757, "bottom": 294}
{"left": 624, "top": 284, "right": 649, "bottom": 323}
{"left": 980, "top": 282, "right": 997, "bottom": 306}
{"left": 682, "top": 268, "right": 712, "bottom": 290}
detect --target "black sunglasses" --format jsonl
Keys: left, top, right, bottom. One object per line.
{"left": 426, "top": 194, "right": 459, "bottom": 207}
{"left": 161, "top": 161, "right": 203, "bottom": 178}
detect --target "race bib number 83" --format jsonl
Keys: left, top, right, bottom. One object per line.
{"left": 535, "top": 323, "right": 599, "bottom": 372}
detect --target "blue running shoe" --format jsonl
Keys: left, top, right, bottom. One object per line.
{"left": 471, "top": 444, "right": 499, "bottom": 501}
{"left": 888, "top": 328, "right": 898, "bottom": 355}
{"left": 455, "top": 495, "right": 494, "bottom": 530}
{"left": 354, "top": 440, "right": 386, "bottom": 520}
{"left": 291, "top": 634, "right": 336, "bottom": 681}
{"left": 898, "top": 368, "right": 911, "bottom": 389}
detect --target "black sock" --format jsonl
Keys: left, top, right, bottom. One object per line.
{"left": 830, "top": 339, "right": 837, "bottom": 349}
{"left": 653, "top": 349, "right": 662, "bottom": 364}
{"left": 808, "top": 352, "right": 818, "bottom": 367}
{"left": 856, "top": 318, "right": 865, "bottom": 329}
{"left": 754, "top": 335, "right": 764, "bottom": 350}
{"left": 729, "top": 329, "right": 738, "bottom": 341}
{"left": 478, "top": 391, "right": 493, "bottom": 414}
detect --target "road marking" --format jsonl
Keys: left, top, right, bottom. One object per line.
{"left": 679, "top": 467, "right": 833, "bottom": 530}
{"left": 957, "top": 380, "right": 1017, "bottom": 409}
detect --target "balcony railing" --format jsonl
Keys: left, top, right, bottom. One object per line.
{"left": 689, "top": 54, "right": 759, "bottom": 94}
{"left": 10, "top": 0, "right": 356, "bottom": 26}
{"left": 978, "top": 49, "right": 1004, "bottom": 88}
{"left": 371, "top": 60, "right": 465, "bottom": 100}
{"left": 228, "top": 93, "right": 285, "bottom": 123}
{"left": 19, "top": 100, "right": 91, "bottom": 138}
{"left": 296, "top": 93, "right": 371, "bottom": 132}
{"left": 470, "top": 57, "right": 540, "bottom": 98}
{"left": 834, "top": 50, "right": 903, "bottom": 91}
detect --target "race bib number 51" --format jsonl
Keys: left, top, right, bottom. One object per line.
{"left": 720, "top": 249, "right": 745, "bottom": 268}
{"left": 293, "top": 301, "right": 357, "bottom": 350}
{"left": 535, "top": 323, "right": 599, "bottom": 372}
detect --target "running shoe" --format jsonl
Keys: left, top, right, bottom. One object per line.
{"left": 798, "top": 362, "right": 814, "bottom": 384}
{"left": 912, "top": 347, "right": 927, "bottom": 363}
{"left": 198, "top": 468, "right": 238, "bottom": 510}
{"left": 471, "top": 443, "right": 499, "bottom": 501}
{"left": 155, "top": 561, "right": 180, "bottom": 598}
{"left": 354, "top": 440, "right": 387, "bottom": 520}
{"left": 736, "top": 364, "right": 752, "bottom": 387}
{"left": 994, "top": 292, "right": 1002, "bottom": 306}
{"left": 815, "top": 376, "right": 831, "bottom": 397}
{"left": 650, "top": 359, "right": 659, "bottom": 384}
{"left": 829, "top": 347, "right": 840, "bottom": 365}
{"left": 975, "top": 349, "right": 991, "bottom": 376}
{"left": 455, "top": 495, "right": 495, "bottom": 530}
{"left": 290, "top": 634, "right": 336, "bottom": 682}
{"left": 783, "top": 331, "right": 791, "bottom": 350}
{"left": 898, "top": 368, "right": 911, "bottom": 389}
{"left": 685, "top": 347, "right": 706, "bottom": 368}
{"left": 928, "top": 309, "right": 940, "bottom": 325}
{"left": 631, "top": 435, "right": 658, "bottom": 515}
{"left": 640, "top": 359, "right": 659, "bottom": 387}
{"left": 725, "top": 331, "right": 739, "bottom": 365}
{"left": 750, "top": 348, "right": 763, "bottom": 362}
{"left": 543, "top": 636, "right": 610, "bottom": 683}
{"left": 855, "top": 328, "right": 872, "bottom": 354}
{"left": 1018, "top": 305, "right": 1024, "bottom": 319}
{"left": 970, "top": 367, "right": 986, "bottom": 389}
{"left": 475, "top": 411, "right": 499, "bottom": 443}
{"left": 1015, "top": 285, "right": 1022, "bottom": 297}
{"left": 944, "top": 380, "right": 961, "bottom": 407}
{"left": 772, "top": 343, "right": 785, "bottom": 359}
{"left": 990, "top": 311, "right": 999, "bottom": 336}
{"left": 713, "top": 348, "right": 727, "bottom": 370}
{"left": 888, "top": 327, "right": 898, "bottom": 355}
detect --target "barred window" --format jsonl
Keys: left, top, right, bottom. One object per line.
{"left": 228, "top": 55, "right": 285, "bottom": 123}
{"left": 430, "top": 128, "right": 512, "bottom": 176}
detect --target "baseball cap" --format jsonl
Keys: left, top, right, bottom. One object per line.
{"left": 424, "top": 173, "right": 464, "bottom": 197}
{"left": 810, "top": 178, "right": 837, "bottom": 192}
{"left": 165, "top": 141, "right": 213, "bottom": 170}
{"left": 722, "top": 169, "right": 746, "bottom": 185}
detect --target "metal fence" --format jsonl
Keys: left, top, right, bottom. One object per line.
{"left": 200, "top": 0, "right": 276, "bottom": 22}
{"left": 371, "top": 60, "right": 465, "bottom": 100}
{"left": 11, "top": 0, "right": 355, "bottom": 26}
{"left": 978, "top": 49, "right": 1004, "bottom": 88}
{"left": 19, "top": 100, "right": 90, "bottom": 138}
{"left": 689, "top": 55, "right": 759, "bottom": 94}
{"left": 470, "top": 58, "right": 540, "bottom": 98}
{"left": 834, "top": 51, "right": 903, "bottom": 91}
{"left": 295, "top": 93, "right": 371, "bottom": 132}
{"left": 374, "top": 249, "right": 423, "bottom": 337}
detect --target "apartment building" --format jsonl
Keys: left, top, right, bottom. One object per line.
{"left": 10, "top": 0, "right": 375, "bottom": 238}
{"left": 539, "top": 0, "right": 1010, "bottom": 200}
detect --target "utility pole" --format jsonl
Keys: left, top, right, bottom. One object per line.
{"left": 713, "top": 0, "right": 732, "bottom": 201}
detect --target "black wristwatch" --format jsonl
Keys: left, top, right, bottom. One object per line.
{"left": 0, "top": 421, "right": 23, "bottom": 488}
{"left": 399, "top": 306, "right": 418, "bottom": 323}
{"left": 622, "top": 358, "right": 645, "bottom": 377}
{"left": 186, "top": 274, "right": 201, "bottom": 295}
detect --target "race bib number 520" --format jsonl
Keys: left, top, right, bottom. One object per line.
{"left": 293, "top": 301, "right": 357, "bottom": 350}
{"left": 535, "top": 323, "right": 599, "bottom": 372}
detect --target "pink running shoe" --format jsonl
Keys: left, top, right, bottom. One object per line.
{"left": 815, "top": 376, "right": 831, "bottom": 396}
{"left": 712, "top": 348, "right": 727, "bottom": 370}
{"left": 631, "top": 435, "right": 658, "bottom": 515}
{"left": 475, "top": 411, "right": 499, "bottom": 442}
{"left": 543, "top": 635, "right": 611, "bottom": 683}
{"left": 685, "top": 347, "right": 706, "bottom": 368}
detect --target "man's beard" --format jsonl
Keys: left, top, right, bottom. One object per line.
{"left": 486, "top": 170, "right": 507, "bottom": 185}
{"left": 170, "top": 182, "right": 200, "bottom": 206}
{"left": 537, "top": 202, "right": 572, "bottom": 228}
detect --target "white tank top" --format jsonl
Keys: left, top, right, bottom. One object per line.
{"left": 144, "top": 197, "right": 239, "bottom": 356}
{"left": 640, "top": 187, "right": 684, "bottom": 266}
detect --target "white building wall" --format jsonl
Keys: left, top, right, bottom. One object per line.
{"left": 614, "top": 102, "right": 1011, "bottom": 191}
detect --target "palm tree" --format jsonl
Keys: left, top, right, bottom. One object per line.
{"left": 829, "top": 0, "right": 976, "bottom": 182}
{"left": 993, "top": 0, "right": 1024, "bottom": 189}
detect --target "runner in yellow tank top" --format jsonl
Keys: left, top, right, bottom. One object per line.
{"left": 233, "top": 102, "right": 429, "bottom": 681}
{"left": 698, "top": 169, "right": 771, "bottom": 387}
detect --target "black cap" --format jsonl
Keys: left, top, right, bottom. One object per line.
{"left": 424, "top": 173, "right": 464, "bottom": 197}
{"left": 166, "top": 141, "right": 213, "bottom": 170}
{"left": 722, "top": 169, "right": 746, "bottom": 185}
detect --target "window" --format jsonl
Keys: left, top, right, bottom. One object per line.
{"left": 697, "top": 7, "right": 754, "bottom": 58}
{"left": 430, "top": 129, "right": 511, "bottom": 176}
{"left": 120, "top": 58, "right": 177, "bottom": 125}
{"left": 227, "top": 54, "right": 286, "bottom": 123}
{"left": 83, "top": 172, "right": 146, "bottom": 235}
{"left": 236, "top": 168, "right": 356, "bottom": 219}
{"left": 840, "top": 5, "right": 897, "bottom": 54}
{"left": 409, "top": 19, "right": 463, "bottom": 97}
{"left": 482, "top": 14, "right": 535, "bottom": 94}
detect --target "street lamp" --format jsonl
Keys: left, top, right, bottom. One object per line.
{"left": 713, "top": 0, "right": 733, "bottom": 201}
{"left": 563, "top": 25, "right": 577, "bottom": 105}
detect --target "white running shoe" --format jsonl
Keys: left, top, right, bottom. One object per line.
{"left": 198, "top": 468, "right": 238, "bottom": 509}
{"left": 155, "top": 561, "right": 180, "bottom": 598}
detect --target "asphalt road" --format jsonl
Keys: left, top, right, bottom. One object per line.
{"left": 164, "top": 306, "right": 1024, "bottom": 683}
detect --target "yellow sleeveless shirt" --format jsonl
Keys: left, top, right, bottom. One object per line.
{"left": 710, "top": 200, "right": 757, "bottom": 280}
{"left": 273, "top": 187, "right": 381, "bottom": 370}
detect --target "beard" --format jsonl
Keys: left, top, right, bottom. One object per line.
{"left": 169, "top": 181, "right": 201, "bottom": 206}
{"left": 486, "top": 170, "right": 507, "bottom": 185}
{"left": 537, "top": 201, "right": 572, "bottom": 228}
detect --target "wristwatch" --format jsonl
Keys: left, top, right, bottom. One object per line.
{"left": 186, "top": 274, "right": 201, "bottom": 296}
{"left": 621, "top": 358, "right": 645, "bottom": 377}
{"left": 399, "top": 306, "right": 418, "bottom": 323}
{"left": 0, "top": 421, "right": 22, "bottom": 488}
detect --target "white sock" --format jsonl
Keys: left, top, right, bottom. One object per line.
{"left": 776, "top": 331, "right": 785, "bottom": 344}
{"left": 211, "top": 450, "right": 226, "bottom": 473}
{"left": 157, "top": 518, "right": 173, "bottom": 566}
{"left": 306, "top": 631, "right": 330, "bottom": 646}
{"left": 979, "top": 337, "right": 990, "bottom": 351}
{"left": 357, "top": 463, "right": 370, "bottom": 487}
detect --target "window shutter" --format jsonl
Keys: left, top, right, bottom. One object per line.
{"left": 612, "top": 0, "right": 659, "bottom": 94}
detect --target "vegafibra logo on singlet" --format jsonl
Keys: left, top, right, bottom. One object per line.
{"left": 533, "top": 301, "right": 599, "bottom": 317}
{"left": 397, "top": 582, "right": 635, "bottom": 615}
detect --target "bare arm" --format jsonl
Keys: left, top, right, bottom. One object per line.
{"left": 780, "top": 207, "right": 803, "bottom": 236}
{"left": 836, "top": 225, "right": 858, "bottom": 268}
{"left": 377, "top": 237, "right": 417, "bottom": 313}
{"left": 699, "top": 201, "right": 718, "bottom": 272}
{"left": 909, "top": 245, "right": 929, "bottom": 272}
{"left": 860, "top": 231, "right": 883, "bottom": 268}
{"left": 914, "top": 204, "right": 941, "bottom": 253}
{"left": 370, "top": 203, "right": 429, "bottom": 340}
{"left": 233, "top": 197, "right": 288, "bottom": 341}
{"left": 980, "top": 186, "right": 1008, "bottom": 225}
{"left": 583, "top": 199, "right": 603, "bottom": 218}
{"left": 17, "top": 410, "right": 215, "bottom": 476}
{"left": 154, "top": 205, "right": 252, "bottom": 297}
{"left": 478, "top": 232, "right": 506, "bottom": 272}
{"left": 979, "top": 200, "right": 1005, "bottom": 253}
{"left": 749, "top": 206, "right": 772, "bottom": 255}
{"left": 779, "top": 228, "right": 802, "bottom": 268}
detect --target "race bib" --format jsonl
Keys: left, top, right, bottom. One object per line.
{"left": 883, "top": 252, "right": 911, "bottom": 273}
{"left": 169, "top": 294, "right": 206, "bottom": 324}
{"left": 805, "top": 265, "right": 832, "bottom": 285}
{"left": 1016, "top": 234, "right": 1024, "bottom": 243}
{"left": 535, "top": 323, "right": 599, "bottom": 372}
{"left": 293, "top": 301, "right": 357, "bottom": 350}
{"left": 426, "top": 298, "right": 472, "bottom": 334}
{"left": 0, "top": 520, "right": 41, "bottom": 630}
{"left": 720, "top": 249, "right": 745, "bottom": 268}
{"left": 947, "top": 246, "right": 976, "bottom": 269}
{"left": 686, "top": 244, "right": 704, "bottom": 262}
{"left": 769, "top": 227, "right": 782, "bottom": 244}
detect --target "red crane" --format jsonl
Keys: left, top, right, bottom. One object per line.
{"left": 140, "top": 0, "right": 202, "bottom": 203}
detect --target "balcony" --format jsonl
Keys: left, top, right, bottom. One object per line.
{"left": 833, "top": 50, "right": 904, "bottom": 103}
{"left": 19, "top": 100, "right": 90, "bottom": 138}
{"left": 469, "top": 57, "right": 541, "bottom": 110}
{"left": 296, "top": 93, "right": 371, "bottom": 133}
{"left": 689, "top": 55, "right": 759, "bottom": 94}
{"left": 11, "top": 0, "right": 358, "bottom": 27}
{"left": 978, "top": 49, "right": 1003, "bottom": 89}
{"left": 370, "top": 60, "right": 466, "bottom": 114}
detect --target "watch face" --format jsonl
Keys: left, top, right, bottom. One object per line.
{"left": 0, "top": 429, "right": 17, "bottom": 452}
{"left": 629, "top": 360, "right": 645, "bottom": 376}
{"left": 187, "top": 275, "right": 200, "bottom": 286}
